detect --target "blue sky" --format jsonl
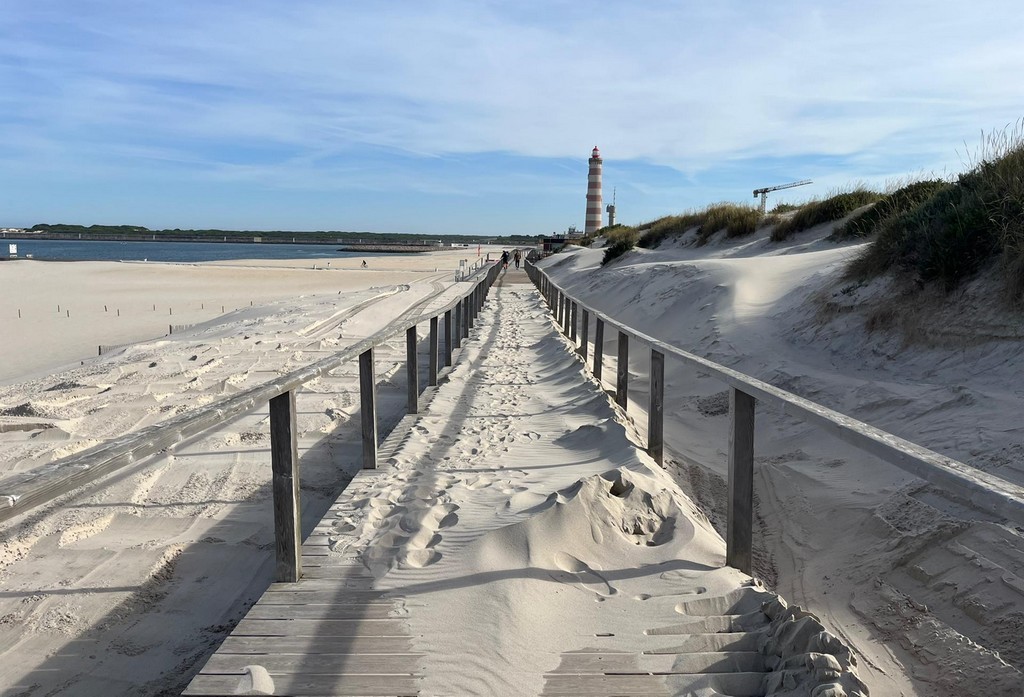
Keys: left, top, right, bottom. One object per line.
{"left": 2, "top": 1, "right": 1023, "bottom": 236}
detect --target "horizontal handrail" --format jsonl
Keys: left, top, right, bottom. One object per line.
{"left": 0, "top": 269, "right": 500, "bottom": 523}
{"left": 527, "top": 262, "right": 1024, "bottom": 528}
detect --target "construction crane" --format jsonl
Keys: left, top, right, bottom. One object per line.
{"left": 753, "top": 180, "right": 812, "bottom": 214}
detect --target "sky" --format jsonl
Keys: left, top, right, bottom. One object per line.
{"left": 1, "top": 1, "right": 1023, "bottom": 236}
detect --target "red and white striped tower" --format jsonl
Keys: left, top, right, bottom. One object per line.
{"left": 585, "top": 146, "right": 603, "bottom": 234}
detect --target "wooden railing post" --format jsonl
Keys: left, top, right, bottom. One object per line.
{"left": 570, "top": 302, "right": 578, "bottom": 343}
{"left": 616, "top": 331, "right": 629, "bottom": 410}
{"left": 649, "top": 349, "right": 664, "bottom": 465}
{"left": 580, "top": 309, "right": 589, "bottom": 360}
{"left": 462, "top": 296, "right": 470, "bottom": 338}
{"left": 444, "top": 309, "right": 453, "bottom": 367}
{"left": 406, "top": 326, "right": 418, "bottom": 413}
{"left": 359, "top": 348, "right": 377, "bottom": 469}
{"left": 727, "top": 388, "right": 755, "bottom": 574}
{"left": 428, "top": 316, "right": 439, "bottom": 386}
{"left": 454, "top": 301, "right": 463, "bottom": 348}
{"left": 594, "top": 318, "right": 604, "bottom": 380}
{"left": 269, "top": 390, "right": 301, "bottom": 582}
{"left": 556, "top": 291, "right": 563, "bottom": 325}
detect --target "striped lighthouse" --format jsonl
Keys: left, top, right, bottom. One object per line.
{"left": 585, "top": 146, "right": 603, "bottom": 234}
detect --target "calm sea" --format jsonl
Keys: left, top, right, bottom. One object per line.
{"left": 2, "top": 238, "right": 372, "bottom": 263}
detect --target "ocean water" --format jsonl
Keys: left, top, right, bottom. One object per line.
{"left": 1, "top": 238, "right": 372, "bottom": 263}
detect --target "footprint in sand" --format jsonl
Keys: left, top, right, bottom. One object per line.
{"left": 464, "top": 474, "right": 494, "bottom": 490}
{"left": 553, "top": 552, "right": 617, "bottom": 598}
{"left": 399, "top": 549, "right": 441, "bottom": 569}
{"left": 633, "top": 587, "right": 707, "bottom": 601}
{"left": 521, "top": 431, "right": 542, "bottom": 441}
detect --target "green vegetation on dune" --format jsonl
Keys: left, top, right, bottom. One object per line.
{"left": 847, "top": 128, "right": 1024, "bottom": 297}
{"left": 601, "top": 226, "right": 640, "bottom": 265}
{"left": 636, "top": 203, "right": 762, "bottom": 250}
{"left": 770, "top": 188, "right": 882, "bottom": 241}
{"left": 831, "top": 180, "right": 950, "bottom": 241}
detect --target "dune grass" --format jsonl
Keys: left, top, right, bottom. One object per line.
{"left": 770, "top": 188, "right": 882, "bottom": 241}
{"left": 636, "top": 203, "right": 762, "bottom": 249}
{"left": 847, "top": 123, "right": 1024, "bottom": 297}
{"left": 600, "top": 225, "right": 640, "bottom": 266}
{"left": 831, "top": 180, "right": 950, "bottom": 241}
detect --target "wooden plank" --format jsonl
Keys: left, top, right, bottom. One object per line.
{"left": 428, "top": 316, "right": 439, "bottom": 387}
{"left": 359, "top": 348, "right": 377, "bottom": 469}
{"left": 215, "top": 635, "right": 414, "bottom": 655}
{"left": 184, "top": 673, "right": 420, "bottom": 696}
{"left": 649, "top": 349, "right": 664, "bottom": 465}
{"left": 594, "top": 318, "right": 604, "bottom": 381}
{"left": 258, "top": 590, "right": 391, "bottom": 603}
{"left": 201, "top": 652, "right": 421, "bottom": 675}
{"left": 462, "top": 294, "right": 470, "bottom": 338}
{"left": 406, "top": 326, "right": 418, "bottom": 413}
{"left": 616, "top": 330, "right": 629, "bottom": 410}
{"left": 542, "top": 674, "right": 670, "bottom": 696}
{"left": 443, "top": 309, "right": 453, "bottom": 367}
{"left": 230, "top": 618, "right": 410, "bottom": 637}
{"left": 727, "top": 387, "right": 755, "bottom": 574}
{"left": 269, "top": 390, "right": 301, "bottom": 583}
{"left": 570, "top": 302, "right": 578, "bottom": 342}
{"left": 245, "top": 604, "right": 396, "bottom": 620}
{"left": 580, "top": 309, "right": 589, "bottom": 361}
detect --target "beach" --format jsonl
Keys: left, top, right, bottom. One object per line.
{"left": 0, "top": 237, "right": 1020, "bottom": 696}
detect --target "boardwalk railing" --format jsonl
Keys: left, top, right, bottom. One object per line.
{"left": 526, "top": 262, "right": 1024, "bottom": 574}
{"left": 1, "top": 262, "right": 503, "bottom": 584}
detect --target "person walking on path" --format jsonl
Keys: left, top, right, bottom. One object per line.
{"left": 513, "top": 250, "right": 521, "bottom": 270}
{"left": 500, "top": 250, "right": 510, "bottom": 270}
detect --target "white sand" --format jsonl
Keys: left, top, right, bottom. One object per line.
{"left": 539, "top": 223, "right": 1024, "bottom": 696}
{"left": 1, "top": 227, "right": 1018, "bottom": 695}
{"left": 0, "top": 249, "right": 498, "bottom": 694}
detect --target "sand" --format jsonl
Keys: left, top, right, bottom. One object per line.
{"left": 0, "top": 227, "right": 1017, "bottom": 696}
{"left": 538, "top": 223, "right": 1024, "bottom": 696}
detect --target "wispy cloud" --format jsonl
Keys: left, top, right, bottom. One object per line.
{"left": 1, "top": 0, "right": 1023, "bottom": 232}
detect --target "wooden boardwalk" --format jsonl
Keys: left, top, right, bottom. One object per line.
{"left": 183, "top": 271, "right": 866, "bottom": 697}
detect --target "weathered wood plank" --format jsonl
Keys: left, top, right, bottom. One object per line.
{"left": 570, "top": 302, "right": 578, "bottom": 342}
{"left": 215, "top": 635, "right": 414, "bottom": 655}
{"left": 454, "top": 301, "right": 462, "bottom": 348}
{"left": 359, "top": 348, "right": 377, "bottom": 469}
{"left": 727, "top": 387, "right": 755, "bottom": 574}
{"left": 649, "top": 349, "right": 664, "bottom": 465}
{"left": 269, "top": 390, "right": 301, "bottom": 583}
{"left": 244, "top": 604, "right": 396, "bottom": 620}
{"left": 594, "top": 318, "right": 604, "bottom": 381}
{"left": 184, "top": 673, "right": 420, "bottom": 696}
{"left": 230, "top": 618, "right": 410, "bottom": 637}
{"left": 541, "top": 673, "right": 670, "bottom": 696}
{"left": 201, "top": 652, "right": 421, "bottom": 675}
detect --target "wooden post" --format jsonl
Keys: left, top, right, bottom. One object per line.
{"left": 406, "top": 326, "right": 418, "bottom": 413}
{"left": 594, "top": 318, "right": 605, "bottom": 381}
{"left": 580, "top": 309, "right": 589, "bottom": 360}
{"left": 556, "top": 292, "right": 563, "bottom": 325}
{"left": 444, "top": 309, "right": 453, "bottom": 367}
{"left": 454, "top": 301, "right": 462, "bottom": 348}
{"left": 462, "top": 295, "right": 470, "bottom": 338}
{"left": 616, "top": 331, "right": 629, "bottom": 410}
{"left": 649, "top": 349, "right": 665, "bottom": 465}
{"left": 570, "top": 302, "right": 578, "bottom": 343}
{"left": 359, "top": 348, "right": 377, "bottom": 469}
{"left": 428, "top": 316, "right": 439, "bottom": 386}
{"left": 727, "top": 388, "right": 755, "bottom": 574}
{"left": 269, "top": 391, "right": 301, "bottom": 582}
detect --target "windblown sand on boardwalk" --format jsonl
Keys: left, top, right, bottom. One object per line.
{"left": 540, "top": 223, "right": 1024, "bottom": 696}
{"left": 0, "top": 249, "right": 494, "bottom": 695}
